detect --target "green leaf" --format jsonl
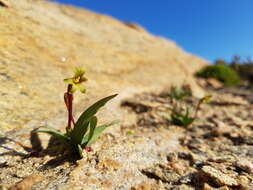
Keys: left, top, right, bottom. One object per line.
{"left": 70, "top": 121, "right": 89, "bottom": 145}
{"left": 36, "top": 126, "right": 69, "bottom": 143}
{"left": 81, "top": 135, "right": 89, "bottom": 145}
{"left": 185, "top": 108, "right": 190, "bottom": 118}
{"left": 81, "top": 120, "right": 119, "bottom": 145}
{"left": 170, "top": 108, "right": 194, "bottom": 127}
{"left": 86, "top": 116, "right": 97, "bottom": 145}
{"left": 77, "top": 144, "right": 83, "bottom": 158}
{"left": 76, "top": 94, "right": 117, "bottom": 126}
{"left": 86, "top": 120, "right": 119, "bottom": 146}
{"left": 79, "top": 116, "right": 97, "bottom": 146}
{"left": 71, "top": 94, "right": 117, "bottom": 143}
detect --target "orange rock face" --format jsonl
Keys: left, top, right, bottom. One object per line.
{"left": 0, "top": 0, "right": 206, "bottom": 132}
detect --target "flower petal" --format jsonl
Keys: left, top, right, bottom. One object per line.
{"left": 80, "top": 76, "right": 88, "bottom": 83}
{"left": 74, "top": 68, "right": 85, "bottom": 78}
{"left": 69, "top": 84, "right": 78, "bottom": 94}
{"left": 64, "top": 78, "right": 74, "bottom": 85}
{"left": 76, "top": 83, "right": 86, "bottom": 93}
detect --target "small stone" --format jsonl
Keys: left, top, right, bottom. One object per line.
{"left": 0, "top": 185, "right": 8, "bottom": 190}
{"left": 217, "top": 94, "right": 249, "bottom": 105}
{"left": 210, "top": 119, "right": 231, "bottom": 136}
{"left": 179, "top": 174, "right": 192, "bottom": 184}
{"left": 197, "top": 78, "right": 208, "bottom": 88}
{"left": 60, "top": 57, "right": 67, "bottom": 62}
{"left": 234, "top": 159, "right": 253, "bottom": 174}
{"left": 219, "top": 186, "right": 229, "bottom": 190}
{"left": 167, "top": 152, "right": 178, "bottom": 162}
{"left": 97, "top": 159, "right": 122, "bottom": 171}
{"left": 208, "top": 155, "right": 235, "bottom": 163}
{"left": 168, "top": 162, "right": 186, "bottom": 175}
{"left": 243, "top": 137, "right": 253, "bottom": 145}
{"left": 131, "top": 182, "right": 158, "bottom": 190}
{"left": 202, "top": 183, "right": 215, "bottom": 190}
{"left": 201, "top": 166, "right": 238, "bottom": 186}
{"left": 142, "top": 164, "right": 180, "bottom": 183}
{"left": 9, "top": 174, "right": 44, "bottom": 190}
{"left": 237, "top": 175, "right": 250, "bottom": 188}
{"left": 174, "top": 184, "right": 194, "bottom": 190}
{"left": 207, "top": 78, "right": 223, "bottom": 89}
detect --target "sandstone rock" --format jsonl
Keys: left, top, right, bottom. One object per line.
{"left": 124, "top": 22, "right": 147, "bottom": 32}
{"left": 9, "top": 174, "right": 44, "bottom": 190}
{"left": 59, "top": 127, "right": 183, "bottom": 190}
{"left": 167, "top": 152, "right": 178, "bottom": 162}
{"left": 210, "top": 118, "right": 233, "bottom": 137}
{"left": 212, "top": 94, "right": 248, "bottom": 106}
{"left": 201, "top": 166, "right": 238, "bottom": 187}
{"left": 0, "top": 0, "right": 209, "bottom": 189}
{"left": 1, "top": 79, "right": 253, "bottom": 189}
{"left": 227, "top": 115, "right": 253, "bottom": 127}
{"left": 173, "top": 184, "right": 194, "bottom": 190}
{"left": 97, "top": 158, "right": 123, "bottom": 171}
{"left": 142, "top": 164, "right": 181, "bottom": 183}
{"left": 207, "top": 78, "right": 223, "bottom": 89}
{"left": 219, "top": 186, "right": 229, "bottom": 190}
{"left": 203, "top": 183, "right": 229, "bottom": 190}
{"left": 202, "top": 183, "right": 215, "bottom": 190}
{"left": 237, "top": 175, "right": 250, "bottom": 188}
{"left": 0, "top": 0, "right": 206, "bottom": 133}
{"left": 234, "top": 159, "right": 253, "bottom": 174}
{"left": 131, "top": 182, "right": 160, "bottom": 190}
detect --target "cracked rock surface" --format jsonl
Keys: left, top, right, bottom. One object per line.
{"left": 1, "top": 86, "right": 252, "bottom": 189}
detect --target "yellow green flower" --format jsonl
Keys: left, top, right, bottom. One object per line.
{"left": 200, "top": 95, "right": 212, "bottom": 104}
{"left": 64, "top": 68, "right": 88, "bottom": 94}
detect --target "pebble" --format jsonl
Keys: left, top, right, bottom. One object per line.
{"left": 201, "top": 166, "right": 238, "bottom": 186}
{"left": 9, "top": 174, "right": 44, "bottom": 190}
{"left": 234, "top": 159, "right": 253, "bottom": 174}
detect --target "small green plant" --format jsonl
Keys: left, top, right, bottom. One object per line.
{"left": 170, "top": 107, "right": 194, "bottom": 126}
{"left": 37, "top": 68, "right": 118, "bottom": 158}
{"left": 169, "top": 86, "right": 211, "bottom": 127}
{"left": 169, "top": 86, "right": 191, "bottom": 102}
{"left": 196, "top": 64, "right": 241, "bottom": 86}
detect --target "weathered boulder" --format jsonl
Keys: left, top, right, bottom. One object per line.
{"left": 0, "top": 0, "right": 207, "bottom": 133}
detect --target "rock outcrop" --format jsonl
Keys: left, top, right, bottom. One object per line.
{"left": 7, "top": 2, "right": 253, "bottom": 190}
{"left": 0, "top": 0, "right": 207, "bottom": 133}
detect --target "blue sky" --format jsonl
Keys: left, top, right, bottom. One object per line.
{"left": 51, "top": 0, "right": 253, "bottom": 62}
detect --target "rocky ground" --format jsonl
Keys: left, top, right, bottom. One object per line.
{"left": 122, "top": 86, "right": 253, "bottom": 190}
{"left": 0, "top": 86, "right": 253, "bottom": 190}
{"left": 1, "top": 1, "right": 251, "bottom": 189}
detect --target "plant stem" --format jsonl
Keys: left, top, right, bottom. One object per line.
{"left": 64, "top": 85, "right": 75, "bottom": 132}
{"left": 194, "top": 100, "right": 201, "bottom": 119}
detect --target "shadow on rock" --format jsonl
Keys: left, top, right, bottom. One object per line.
{"left": 0, "top": 136, "right": 28, "bottom": 157}
{"left": 0, "top": 0, "right": 8, "bottom": 7}
{"left": 30, "top": 130, "right": 78, "bottom": 170}
{"left": 1, "top": 129, "right": 78, "bottom": 169}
